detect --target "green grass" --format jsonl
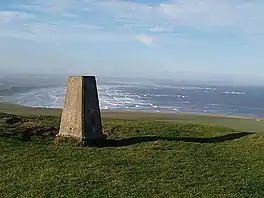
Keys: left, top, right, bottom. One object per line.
{"left": 1, "top": 102, "right": 264, "bottom": 132}
{"left": 1, "top": 112, "right": 264, "bottom": 198}
{"left": 0, "top": 103, "right": 62, "bottom": 116}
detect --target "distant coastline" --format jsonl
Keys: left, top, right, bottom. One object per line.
{"left": 1, "top": 102, "right": 264, "bottom": 133}
{"left": 1, "top": 102, "right": 263, "bottom": 120}
{"left": 1, "top": 75, "right": 264, "bottom": 118}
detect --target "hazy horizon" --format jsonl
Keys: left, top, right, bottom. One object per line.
{"left": 1, "top": 72, "right": 264, "bottom": 87}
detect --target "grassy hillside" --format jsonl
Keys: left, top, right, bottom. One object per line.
{"left": 1, "top": 112, "right": 264, "bottom": 197}
{"left": 0, "top": 102, "right": 264, "bottom": 132}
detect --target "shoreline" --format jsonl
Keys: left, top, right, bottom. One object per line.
{"left": 1, "top": 102, "right": 263, "bottom": 132}
{"left": 0, "top": 102, "right": 263, "bottom": 120}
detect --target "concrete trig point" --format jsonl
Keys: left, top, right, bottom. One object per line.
{"left": 57, "top": 76, "right": 106, "bottom": 145}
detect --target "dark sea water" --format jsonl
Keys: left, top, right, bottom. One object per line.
{"left": 1, "top": 75, "right": 264, "bottom": 118}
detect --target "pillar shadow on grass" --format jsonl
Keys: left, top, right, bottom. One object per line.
{"left": 0, "top": 131, "right": 254, "bottom": 146}
{"left": 86, "top": 132, "right": 254, "bottom": 147}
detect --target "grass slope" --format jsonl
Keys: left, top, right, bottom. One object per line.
{"left": 1, "top": 102, "right": 264, "bottom": 132}
{"left": 1, "top": 113, "right": 264, "bottom": 198}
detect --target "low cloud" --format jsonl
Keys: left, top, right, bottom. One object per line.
{"left": 135, "top": 34, "right": 155, "bottom": 46}
{"left": 148, "top": 25, "right": 171, "bottom": 33}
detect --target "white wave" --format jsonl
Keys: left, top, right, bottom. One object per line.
{"left": 10, "top": 88, "right": 64, "bottom": 108}
{"left": 149, "top": 94, "right": 170, "bottom": 97}
{"left": 172, "top": 86, "right": 217, "bottom": 91}
{"left": 224, "top": 91, "right": 246, "bottom": 95}
{"left": 150, "top": 104, "right": 159, "bottom": 109}
{"left": 102, "top": 106, "right": 109, "bottom": 110}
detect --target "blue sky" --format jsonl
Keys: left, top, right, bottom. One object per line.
{"left": 0, "top": 0, "right": 264, "bottom": 83}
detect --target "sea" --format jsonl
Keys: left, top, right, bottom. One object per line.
{"left": 1, "top": 74, "right": 264, "bottom": 118}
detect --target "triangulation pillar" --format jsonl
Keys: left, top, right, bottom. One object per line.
{"left": 57, "top": 76, "right": 106, "bottom": 145}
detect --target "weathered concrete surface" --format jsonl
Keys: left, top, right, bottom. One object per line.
{"left": 58, "top": 76, "right": 106, "bottom": 143}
